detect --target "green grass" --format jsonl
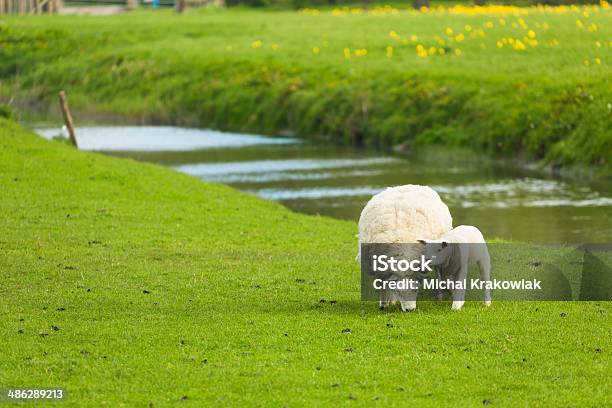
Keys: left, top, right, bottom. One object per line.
{"left": 1, "top": 120, "right": 610, "bottom": 406}
{"left": 0, "top": 4, "right": 611, "bottom": 174}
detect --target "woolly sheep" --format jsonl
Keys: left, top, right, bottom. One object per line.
{"left": 358, "top": 185, "right": 453, "bottom": 312}
{"left": 418, "top": 225, "right": 492, "bottom": 310}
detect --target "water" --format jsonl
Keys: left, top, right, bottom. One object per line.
{"left": 37, "top": 126, "right": 612, "bottom": 243}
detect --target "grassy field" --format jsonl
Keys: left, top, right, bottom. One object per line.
{"left": 1, "top": 119, "right": 610, "bottom": 406}
{"left": 0, "top": 4, "right": 611, "bottom": 174}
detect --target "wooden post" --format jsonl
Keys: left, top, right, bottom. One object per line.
{"left": 175, "top": 0, "right": 185, "bottom": 13}
{"left": 50, "top": 0, "right": 59, "bottom": 13}
{"left": 0, "top": 0, "right": 4, "bottom": 15}
{"left": 58, "top": 91, "right": 78, "bottom": 148}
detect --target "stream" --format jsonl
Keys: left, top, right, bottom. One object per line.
{"left": 37, "top": 126, "right": 612, "bottom": 243}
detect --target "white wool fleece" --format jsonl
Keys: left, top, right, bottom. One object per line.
{"left": 357, "top": 185, "right": 453, "bottom": 261}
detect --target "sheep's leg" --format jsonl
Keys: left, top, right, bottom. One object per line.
{"left": 451, "top": 263, "right": 468, "bottom": 310}
{"left": 379, "top": 283, "right": 389, "bottom": 310}
{"left": 400, "top": 300, "right": 417, "bottom": 312}
{"left": 389, "top": 289, "right": 399, "bottom": 305}
{"left": 479, "top": 249, "right": 492, "bottom": 307}
{"left": 400, "top": 293, "right": 417, "bottom": 312}
{"left": 399, "top": 287, "right": 418, "bottom": 312}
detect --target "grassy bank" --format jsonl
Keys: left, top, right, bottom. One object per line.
{"left": 1, "top": 120, "right": 610, "bottom": 406}
{"left": 1, "top": 4, "right": 611, "bottom": 174}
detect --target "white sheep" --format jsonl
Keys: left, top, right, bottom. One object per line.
{"left": 418, "top": 225, "right": 492, "bottom": 310}
{"left": 358, "top": 185, "right": 453, "bottom": 312}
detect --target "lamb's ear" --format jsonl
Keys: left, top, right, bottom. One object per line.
{"left": 417, "top": 239, "right": 428, "bottom": 245}
{"left": 441, "top": 241, "right": 448, "bottom": 248}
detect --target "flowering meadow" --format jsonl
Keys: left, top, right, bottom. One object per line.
{"left": 264, "top": 3, "right": 609, "bottom": 69}
{"left": 1, "top": 2, "right": 610, "bottom": 172}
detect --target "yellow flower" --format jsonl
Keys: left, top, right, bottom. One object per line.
{"left": 428, "top": 46, "right": 437, "bottom": 55}
{"left": 576, "top": 20, "right": 584, "bottom": 29}
{"left": 271, "top": 44, "right": 279, "bottom": 50}
{"left": 389, "top": 31, "right": 400, "bottom": 40}
{"left": 446, "top": 27, "right": 454, "bottom": 36}
{"left": 343, "top": 48, "right": 351, "bottom": 59}
{"left": 354, "top": 48, "right": 367, "bottom": 57}
{"left": 594, "top": 57, "right": 601, "bottom": 65}
{"left": 416, "top": 44, "right": 427, "bottom": 58}
{"left": 527, "top": 30, "right": 536, "bottom": 38}
{"left": 497, "top": 41, "right": 504, "bottom": 48}
{"left": 251, "top": 40, "right": 263, "bottom": 49}
{"left": 455, "top": 33, "right": 465, "bottom": 42}
{"left": 464, "top": 24, "right": 472, "bottom": 32}
{"left": 588, "top": 23, "right": 598, "bottom": 32}
{"left": 312, "top": 47, "right": 320, "bottom": 55}
{"left": 584, "top": 59, "right": 590, "bottom": 66}
{"left": 386, "top": 46, "right": 393, "bottom": 58}
{"left": 410, "top": 35, "right": 418, "bottom": 42}
{"left": 484, "top": 21, "right": 494, "bottom": 29}
{"left": 438, "top": 47, "right": 446, "bottom": 55}
{"left": 455, "top": 48, "right": 462, "bottom": 56}
{"left": 595, "top": 41, "right": 602, "bottom": 48}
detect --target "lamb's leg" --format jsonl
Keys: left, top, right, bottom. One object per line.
{"left": 436, "top": 269, "right": 444, "bottom": 301}
{"left": 379, "top": 283, "right": 389, "bottom": 310}
{"left": 479, "top": 249, "right": 492, "bottom": 307}
{"left": 451, "top": 263, "right": 468, "bottom": 310}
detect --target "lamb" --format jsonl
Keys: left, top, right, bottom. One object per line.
{"left": 358, "top": 185, "right": 453, "bottom": 312}
{"left": 418, "top": 225, "right": 492, "bottom": 310}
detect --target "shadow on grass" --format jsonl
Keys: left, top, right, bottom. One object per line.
{"left": 302, "top": 299, "right": 493, "bottom": 316}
